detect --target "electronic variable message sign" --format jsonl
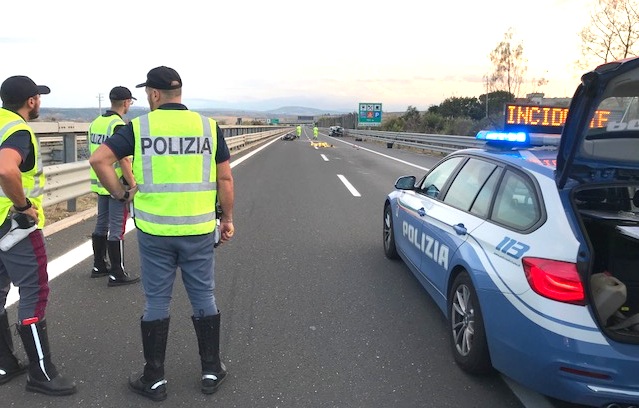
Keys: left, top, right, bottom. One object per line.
{"left": 504, "top": 104, "right": 612, "bottom": 133}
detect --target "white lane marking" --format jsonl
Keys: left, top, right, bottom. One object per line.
{"left": 6, "top": 136, "right": 549, "bottom": 408}
{"left": 6, "top": 141, "right": 255, "bottom": 308}
{"left": 230, "top": 136, "right": 281, "bottom": 167}
{"left": 320, "top": 154, "right": 329, "bottom": 161}
{"left": 328, "top": 136, "right": 554, "bottom": 408}
{"left": 502, "top": 376, "right": 555, "bottom": 408}
{"left": 7, "top": 217, "right": 136, "bottom": 307}
{"left": 329, "top": 137, "right": 429, "bottom": 171}
{"left": 337, "top": 174, "right": 361, "bottom": 197}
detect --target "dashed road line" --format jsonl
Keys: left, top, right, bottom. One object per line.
{"left": 337, "top": 174, "right": 361, "bottom": 197}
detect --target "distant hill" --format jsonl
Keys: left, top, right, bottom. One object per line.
{"left": 264, "top": 106, "right": 348, "bottom": 116}
{"left": 39, "top": 107, "right": 107, "bottom": 123}
{"left": 38, "top": 104, "right": 349, "bottom": 123}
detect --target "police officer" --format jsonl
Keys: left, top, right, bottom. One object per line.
{"left": 88, "top": 86, "right": 139, "bottom": 286}
{"left": 296, "top": 124, "right": 302, "bottom": 139}
{"left": 0, "top": 75, "right": 76, "bottom": 395}
{"left": 313, "top": 125, "right": 318, "bottom": 140}
{"left": 89, "top": 66, "right": 235, "bottom": 401}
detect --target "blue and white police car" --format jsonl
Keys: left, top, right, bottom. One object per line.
{"left": 383, "top": 57, "right": 639, "bottom": 407}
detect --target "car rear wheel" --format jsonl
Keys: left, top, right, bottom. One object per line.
{"left": 383, "top": 204, "right": 399, "bottom": 259}
{"left": 448, "top": 271, "right": 493, "bottom": 374}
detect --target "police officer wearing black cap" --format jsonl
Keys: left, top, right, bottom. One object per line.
{"left": 88, "top": 86, "right": 140, "bottom": 286}
{"left": 90, "top": 66, "right": 234, "bottom": 401}
{"left": 0, "top": 75, "right": 76, "bottom": 395}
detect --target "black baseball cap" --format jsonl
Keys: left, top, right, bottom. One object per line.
{"left": 0, "top": 75, "right": 50, "bottom": 104}
{"left": 135, "top": 66, "right": 182, "bottom": 90}
{"left": 109, "top": 86, "right": 136, "bottom": 101}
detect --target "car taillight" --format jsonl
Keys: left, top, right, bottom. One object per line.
{"left": 522, "top": 257, "right": 585, "bottom": 305}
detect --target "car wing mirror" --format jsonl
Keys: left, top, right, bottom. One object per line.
{"left": 395, "top": 176, "right": 416, "bottom": 190}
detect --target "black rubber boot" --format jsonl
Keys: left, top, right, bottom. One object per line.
{"left": 128, "top": 317, "right": 169, "bottom": 401}
{"left": 192, "top": 313, "right": 227, "bottom": 394}
{"left": 0, "top": 312, "right": 26, "bottom": 385}
{"left": 17, "top": 318, "right": 77, "bottom": 396}
{"left": 107, "top": 240, "right": 139, "bottom": 287}
{"left": 90, "top": 234, "right": 109, "bottom": 278}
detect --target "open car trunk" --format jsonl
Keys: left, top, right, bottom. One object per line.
{"left": 576, "top": 185, "right": 639, "bottom": 342}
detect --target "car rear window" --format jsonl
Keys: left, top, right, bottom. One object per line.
{"left": 491, "top": 170, "right": 541, "bottom": 230}
{"left": 580, "top": 75, "right": 639, "bottom": 163}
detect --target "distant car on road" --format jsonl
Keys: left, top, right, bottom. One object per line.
{"left": 329, "top": 126, "right": 344, "bottom": 137}
{"left": 383, "top": 56, "right": 639, "bottom": 407}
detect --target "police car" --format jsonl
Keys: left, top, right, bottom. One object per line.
{"left": 383, "top": 57, "right": 639, "bottom": 407}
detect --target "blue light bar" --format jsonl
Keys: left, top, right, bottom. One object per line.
{"left": 529, "top": 133, "right": 561, "bottom": 146}
{"left": 476, "top": 131, "right": 529, "bottom": 143}
{"left": 475, "top": 131, "right": 561, "bottom": 148}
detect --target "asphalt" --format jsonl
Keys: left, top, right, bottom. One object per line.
{"left": 1, "top": 132, "right": 569, "bottom": 408}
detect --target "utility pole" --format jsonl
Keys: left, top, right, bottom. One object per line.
{"left": 97, "top": 93, "right": 104, "bottom": 115}
{"left": 484, "top": 76, "right": 489, "bottom": 119}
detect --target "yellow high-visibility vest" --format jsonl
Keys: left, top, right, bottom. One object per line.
{"left": 89, "top": 115, "right": 125, "bottom": 195}
{"left": 0, "top": 108, "right": 45, "bottom": 228}
{"left": 131, "top": 109, "right": 218, "bottom": 236}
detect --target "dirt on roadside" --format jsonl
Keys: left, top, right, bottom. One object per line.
{"left": 43, "top": 193, "right": 97, "bottom": 226}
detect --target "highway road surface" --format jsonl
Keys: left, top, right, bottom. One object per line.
{"left": 4, "top": 128, "right": 579, "bottom": 407}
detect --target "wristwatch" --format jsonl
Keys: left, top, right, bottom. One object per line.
{"left": 14, "top": 197, "right": 32, "bottom": 212}
{"left": 118, "top": 190, "right": 130, "bottom": 202}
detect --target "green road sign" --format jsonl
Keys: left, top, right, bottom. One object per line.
{"left": 268, "top": 118, "right": 279, "bottom": 124}
{"left": 358, "top": 102, "right": 382, "bottom": 126}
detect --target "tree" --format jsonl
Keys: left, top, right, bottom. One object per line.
{"left": 443, "top": 117, "right": 478, "bottom": 137}
{"left": 578, "top": 0, "right": 639, "bottom": 68}
{"left": 421, "top": 112, "right": 446, "bottom": 133}
{"left": 437, "top": 96, "right": 484, "bottom": 120}
{"left": 487, "top": 28, "right": 527, "bottom": 99}
{"left": 400, "top": 106, "right": 422, "bottom": 131}
{"left": 381, "top": 116, "right": 405, "bottom": 132}
{"left": 479, "top": 90, "right": 515, "bottom": 118}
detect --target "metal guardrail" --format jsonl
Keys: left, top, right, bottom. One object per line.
{"left": 41, "top": 127, "right": 290, "bottom": 208}
{"left": 345, "top": 129, "right": 485, "bottom": 154}
{"left": 43, "top": 161, "right": 89, "bottom": 208}
{"left": 38, "top": 122, "right": 481, "bottom": 211}
{"left": 35, "top": 123, "right": 290, "bottom": 166}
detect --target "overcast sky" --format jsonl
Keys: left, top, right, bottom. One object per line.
{"left": 1, "top": 0, "right": 594, "bottom": 112}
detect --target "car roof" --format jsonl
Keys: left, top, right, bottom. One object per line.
{"left": 454, "top": 147, "right": 558, "bottom": 179}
